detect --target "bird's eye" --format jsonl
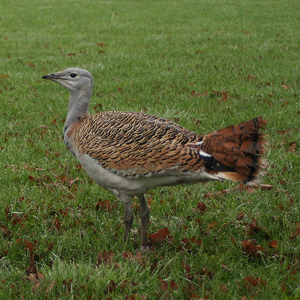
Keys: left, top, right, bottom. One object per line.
{"left": 70, "top": 73, "right": 77, "bottom": 78}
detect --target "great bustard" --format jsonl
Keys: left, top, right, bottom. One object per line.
{"left": 42, "top": 68, "right": 268, "bottom": 247}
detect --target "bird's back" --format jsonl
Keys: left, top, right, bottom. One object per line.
{"left": 64, "top": 111, "right": 206, "bottom": 180}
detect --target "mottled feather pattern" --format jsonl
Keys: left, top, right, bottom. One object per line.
{"left": 66, "top": 111, "right": 205, "bottom": 178}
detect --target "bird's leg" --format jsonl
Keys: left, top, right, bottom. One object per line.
{"left": 137, "top": 194, "right": 149, "bottom": 247}
{"left": 123, "top": 200, "right": 133, "bottom": 244}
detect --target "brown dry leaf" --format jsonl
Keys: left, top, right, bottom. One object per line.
{"left": 37, "top": 272, "right": 45, "bottom": 281}
{"left": 287, "top": 142, "right": 297, "bottom": 152}
{"left": 158, "top": 277, "right": 169, "bottom": 292}
{"left": 58, "top": 207, "right": 69, "bottom": 217}
{"left": 179, "top": 236, "right": 202, "bottom": 252}
{"left": 97, "top": 250, "right": 115, "bottom": 265}
{"left": 240, "top": 239, "right": 266, "bottom": 258}
{"left": 122, "top": 251, "right": 133, "bottom": 259}
{"left": 236, "top": 211, "right": 245, "bottom": 220}
{"left": 208, "top": 221, "right": 218, "bottom": 230}
{"left": 5, "top": 206, "right": 10, "bottom": 219}
{"left": 230, "top": 237, "right": 236, "bottom": 243}
{"left": 1, "top": 224, "right": 11, "bottom": 237}
{"left": 191, "top": 90, "right": 202, "bottom": 97}
{"left": 0, "top": 74, "right": 9, "bottom": 79}
{"left": 62, "top": 278, "right": 73, "bottom": 291}
{"left": 122, "top": 251, "right": 144, "bottom": 265}
{"left": 95, "top": 199, "right": 116, "bottom": 212}
{"left": 290, "top": 226, "right": 300, "bottom": 241}
{"left": 219, "top": 283, "right": 228, "bottom": 293}
{"left": 268, "top": 240, "right": 278, "bottom": 249}
{"left": 181, "top": 261, "right": 192, "bottom": 280}
{"left": 106, "top": 280, "right": 117, "bottom": 293}
{"left": 259, "top": 184, "right": 274, "bottom": 190}
{"left": 245, "top": 217, "right": 269, "bottom": 238}
{"left": 32, "top": 283, "right": 41, "bottom": 293}
{"left": 244, "top": 276, "right": 268, "bottom": 288}
{"left": 27, "top": 273, "right": 39, "bottom": 283}
{"left": 149, "top": 227, "right": 171, "bottom": 244}
{"left": 281, "top": 281, "right": 287, "bottom": 292}
{"left": 126, "top": 295, "right": 147, "bottom": 300}
{"left": 45, "top": 281, "right": 56, "bottom": 294}
{"left": 197, "top": 202, "right": 207, "bottom": 214}
{"left": 170, "top": 280, "right": 179, "bottom": 291}
{"left": 26, "top": 254, "right": 38, "bottom": 274}
{"left": 51, "top": 218, "right": 61, "bottom": 230}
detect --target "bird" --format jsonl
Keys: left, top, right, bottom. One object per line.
{"left": 42, "top": 67, "right": 268, "bottom": 248}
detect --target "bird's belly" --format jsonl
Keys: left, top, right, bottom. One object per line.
{"left": 76, "top": 154, "right": 218, "bottom": 197}
{"left": 77, "top": 154, "right": 147, "bottom": 195}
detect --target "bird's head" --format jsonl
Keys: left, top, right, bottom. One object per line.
{"left": 42, "top": 68, "right": 93, "bottom": 93}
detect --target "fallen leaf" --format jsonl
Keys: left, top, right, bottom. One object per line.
{"left": 95, "top": 199, "right": 116, "bottom": 212}
{"left": 179, "top": 236, "right": 202, "bottom": 252}
{"left": 181, "top": 261, "right": 192, "bottom": 280}
{"left": 268, "top": 240, "right": 278, "bottom": 249}
{"left": 259, "top": 184, "right": 274, "bottom": 190}
{"left": 45, "top": 281, "right": 56, "bottom": 294}
{"left": 219, "top": 283, "right": 228, "bottom": 293}
{"left": 149, "top": 227, "right": 171, "bottom": 244}
{"left": 170, "top": 280, "right": 179, "bottom": 290}
{"left": 245, "top": 217, "right": 269, "bottom": 238}
{"left": 0, "top": 74, "right": 9, "bottom": 79}
{"left": 159, "top": 277, "right": 169, "bottom": 292}
{"left": 208, "top": 221, "right": 218, "bottom": 230}
{"left": 106, "top": 280, "right": 117, "bottom": 293}
{"left": 290, "top": 226, "right": 300, "bottom": 241}
{"left": 122, "top": 251, "right": 144, "bottom": 265}
{"left": 240, "top": 239, "right": 266, "bottom": 258}
{"left": 0, "top": 224, "right": 11, "bottom": 237}
{"left": 126, "top": 295, "right": 147, "bottom": 300}
{"left": 244, "top": 276, "right": 268, "bottom": 288}
{"left": 97, "top": 250, "right": 115, "bottom": 265}
{"left": 27, "top": 273, "right": 39, "bottom": 283}
{"left": 236, "top": 211, "right": 245, "bottom": 220}
{"left": 197, "top": 202, "right": 207, "bottom": 214}
{"left": 32, "top": 283, "right": 41, "bottom": 293}
{"left": 287, "top": 142, "right": 297, "bottom": 152}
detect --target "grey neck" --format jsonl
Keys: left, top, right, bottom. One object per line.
{"left": 64, "top": 87, "right": 92, "bottom": 131}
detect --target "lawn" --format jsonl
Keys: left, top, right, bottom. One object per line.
{"left": 0, "top": 0, "right": 300, "bottom": 299}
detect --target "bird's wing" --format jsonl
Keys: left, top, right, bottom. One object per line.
{"left": 69, "top": 111, "right": 205, "bottom": 178}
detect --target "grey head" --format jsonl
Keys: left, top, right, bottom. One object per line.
{"left": 43, "top": 67, "right": 94, "bottom": 130}
{"left": 42, "top": 67, "right": 93, "bottom": 93}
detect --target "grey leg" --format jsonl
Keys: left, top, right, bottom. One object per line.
{"left": 122, "top": 199, "right": 133, "bottom": 243}
{"left": 137, "top": 194, "right": 149, "bottom": 247}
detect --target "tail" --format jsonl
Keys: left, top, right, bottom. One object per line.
{"left": 199, "top": 117, "right": 268, "bottom": 184}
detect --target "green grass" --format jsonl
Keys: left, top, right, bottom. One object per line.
{"left": 1, "top": 0, "right": 300, "bottom": 298}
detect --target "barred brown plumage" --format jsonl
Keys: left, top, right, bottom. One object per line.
{"left": 43, "top": 67, "right": 268, "bottom": 248}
